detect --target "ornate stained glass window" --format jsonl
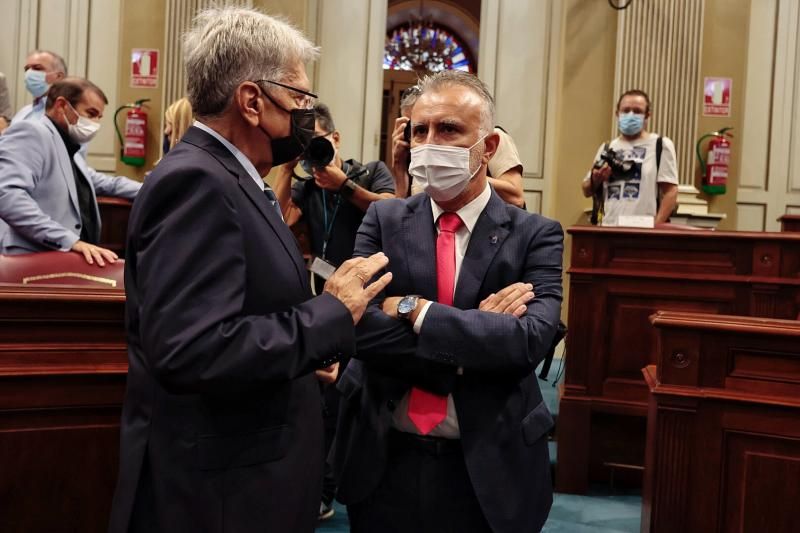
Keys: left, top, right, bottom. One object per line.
{"left": 384, "top": 22, "right": 473, "bottom": 73}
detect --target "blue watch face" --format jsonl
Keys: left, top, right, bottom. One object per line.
{"left": 398, "top": 297, "right": 416, "bottom": 314}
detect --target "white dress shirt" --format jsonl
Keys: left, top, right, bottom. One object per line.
{"left": 193, "top": 120, "right": 266, "bottom": 193}
{"left": 192, "top": 121, "right": 284, "bottom": 221}
{"left": 392, "top": 182, "right": 492, "bottom": 438}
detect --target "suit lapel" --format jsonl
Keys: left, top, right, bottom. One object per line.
{"left": 403, "top": 196, "right": 438, "bottom": 301}
{"left": 44, "top": 119, "right": 80, "bottom": 216}
{"left": 183, "top": 127, "right": 308, "bottom": 288}
{"left": 237, "top": 174, "right": 307, "bottom": 286}
{"left": 453, "top": 191, "right": 510, "bottom": 309}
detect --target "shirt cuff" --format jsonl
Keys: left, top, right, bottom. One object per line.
{"left": 412, "top": 301, "right": 433, "bottom": 334}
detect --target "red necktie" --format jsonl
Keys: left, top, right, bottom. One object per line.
{"left": 407, "top": 212, "right": 463, "bottom": 435}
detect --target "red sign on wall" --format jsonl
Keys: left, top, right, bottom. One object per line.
{"left": 131, "top": 49, "right": 159, "bottom": 88}
{"left": 703, "top": 77, "right": 731, "bottom": 117}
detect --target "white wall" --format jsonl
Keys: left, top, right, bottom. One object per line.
{"left": 310, "top": 0, "right": 387, "bottom": 163}
{"left": 737, "top": 0, "right": 800, "bottom": 230}
{"left": 479, "top": 0, "right": 559, "bottom": 215}
{"left": 0, "top": 0, "right": 121, "bottom": 171}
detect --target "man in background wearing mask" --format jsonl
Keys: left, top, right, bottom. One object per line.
{"left": 582, "top": 89, "right": 678, "bottom": 226}
{"left": 331, "top": 70, "right": 563, "bottom": 533}
{"left": 274, "top": 102, "right": 395, "bottom": 295}
{"left": 109, "top": 8, "right": 392, "bottom": 533}
{"left": 12, "top": 50, "right": 68, "bottom": 123}
{"left": 0, "top": 77, "right": 140, "bottom": 264}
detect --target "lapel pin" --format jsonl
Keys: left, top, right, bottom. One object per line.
{"left": 489, "top": 235, "right": 498, "bottom": 244}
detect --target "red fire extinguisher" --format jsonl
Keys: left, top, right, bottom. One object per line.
{"left": 696, "top": 127, "right": 733, "bottom": 195}
{"left": 114, "top": 99, "right": 150, "bottom": 167}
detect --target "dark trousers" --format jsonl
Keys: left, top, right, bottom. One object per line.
{"left": 321, "top": 380, "right": 341, "bottom": 505}
{"left": 346, "top": 430, "right": 493, "bottom": 533}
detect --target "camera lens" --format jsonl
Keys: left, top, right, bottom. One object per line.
{"left": 305, "top": 136, "right": 335, "bottom": 168}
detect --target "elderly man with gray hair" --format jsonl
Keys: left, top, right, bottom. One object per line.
{"left": 108, "top": 7, "right": 391, "bottom": 533}
{"left": 332, "top": 69, "right": 563, "bottom": 532}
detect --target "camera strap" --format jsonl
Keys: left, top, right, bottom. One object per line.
{"left": 655, "top": 136, "right": 663, "bottom": 213}
{"left": 590, "top": 142, "right": 611, "bottom": 225}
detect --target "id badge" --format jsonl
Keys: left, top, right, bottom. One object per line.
{"left": 308, "top": 256, "right": 336, "bottom": 280}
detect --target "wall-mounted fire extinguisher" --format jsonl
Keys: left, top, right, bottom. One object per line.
{"left": 696, "top": 127, "right": 733, "bottom": 195}
{"left": 113, "top": 99, "right": 150, "bottom": 167}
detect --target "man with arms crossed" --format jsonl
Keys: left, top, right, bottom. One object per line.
{"left": 108, "top": 8, "right": 391, "bottom": 533}
{"left": 333, "top": 70, "right": 563, "bottom": 533}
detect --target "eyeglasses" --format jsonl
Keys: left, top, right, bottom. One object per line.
{"left": 256, "top": 79, "right": 318, "bottom": 109}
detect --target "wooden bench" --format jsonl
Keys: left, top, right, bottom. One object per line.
{"left": 557, "top": 226, "right": 800, "bottom": 493}
{"left": 642, "top": 311, "right": 800, "bottom": 532}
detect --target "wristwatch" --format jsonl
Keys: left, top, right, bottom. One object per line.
{"left": 339, "top": 177, "right": 358, "bottom": 197}
{"left": 397, "top": 295, "right": 421, "bottom": 320}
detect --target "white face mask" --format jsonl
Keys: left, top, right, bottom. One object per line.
{"left": 409, "top": 135, "right": 486, "bottom": 203}
{"left": 65, "top": 102, "right": 101, "bottom": 144}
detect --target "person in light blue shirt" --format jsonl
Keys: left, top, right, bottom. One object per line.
{"left": 11, "top": 50, "right": 67, "bottom": 124}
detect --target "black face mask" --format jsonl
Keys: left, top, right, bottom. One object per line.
{"left": 259, "top": 90, "right": 315, "bottom": 166}
{"left": 163, "top": 134, "right": 171, "bottom": 155}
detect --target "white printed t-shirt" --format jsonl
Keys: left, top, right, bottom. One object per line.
{"left": 583, "top": 132, "right": 678, "bottom": 226}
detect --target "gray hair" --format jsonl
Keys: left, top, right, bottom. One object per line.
{"left": 33, "top": 50, "right": 68, "bottom": 75}
{"left": 399, "top": 85, "right": 420, "bottom": 115}
{"left": 183, "top": 6, "right": 319, "bottom": 118}
{"left": 416, "top": 70, "right": 495, "bottom": 134}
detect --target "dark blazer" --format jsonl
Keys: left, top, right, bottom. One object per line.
{"left": 332, "top": 190, "right": 563, "bottom": 533}
{"left": 109, "top": 127, "right": 355, "bottom": 533}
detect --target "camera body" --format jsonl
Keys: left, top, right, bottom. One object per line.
{"left": 596, "top": 147, "right": 635, "bottom": 181}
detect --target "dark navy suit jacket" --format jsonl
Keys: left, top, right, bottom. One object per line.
{"left": 332, "top": 189, "right": 563, "bottom": 533}
{"left": 109, "top": 127, "right": 355, "bottom": 533}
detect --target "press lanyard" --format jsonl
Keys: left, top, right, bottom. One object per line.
{"left": 321, "top": 189, "right": 341, "bottom": 259}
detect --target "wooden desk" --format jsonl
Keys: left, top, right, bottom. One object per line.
{"left": 557, "top": 226, "right": 800, "bottom": 493}
{"left": 778, "top": 214, "right": 800, "bottom": 232}
{"left": 97, "top": 196, "right": 132, "bottom": 257}
{"left": 642, "top": 312, "right": 800, "bottom": 533}
{"left": 0, "top": 284, "right": 126, "bottom": 533}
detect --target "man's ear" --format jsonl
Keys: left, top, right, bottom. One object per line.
{"left": 235, "top": 82, "right": 262, "bottom": 127}
{"left": 482, "top": 131, "right": 500, "bottom": 164}
{"left": 332, "top": 130, "right": 341, "bottom": 148}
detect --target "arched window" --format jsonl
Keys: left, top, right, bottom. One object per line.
{"left": 384, "top": 22, "right": 473, "bottom": 73}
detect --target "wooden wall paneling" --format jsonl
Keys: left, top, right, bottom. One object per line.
{"left": 0, "top": 285, "right": 126, "bottom": 533}
{"left": 648, "top": 406, "right": 695, "bottom": 532}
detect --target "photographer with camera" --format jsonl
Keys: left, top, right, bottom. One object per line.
{"left": 583, "top": 89, "right": 678, "bottom": 226}
{"left": 272, "top": 102, "right": 394, "bottom": 522}
{"left": 274, "top": 102, "right": 395, "bottom": 294}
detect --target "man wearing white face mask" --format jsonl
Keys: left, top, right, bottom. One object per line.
{"left": 0, "top": 77, "right": 141, "bottom": 263}
{"left": 11, "top": 50, "right": 68, "bottom": 124}
{"left": 582, "top": 89, "right": 679, "bottom": 226}
{"left": 332, "top": 70, "right": 563, "bottom": 533}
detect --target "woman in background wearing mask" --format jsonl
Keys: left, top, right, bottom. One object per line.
{"left": 0, "top": 77, "right": 141, "bottom": 263}
{"left": 582, "top": 88, "right": 679, "bottom": 226}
